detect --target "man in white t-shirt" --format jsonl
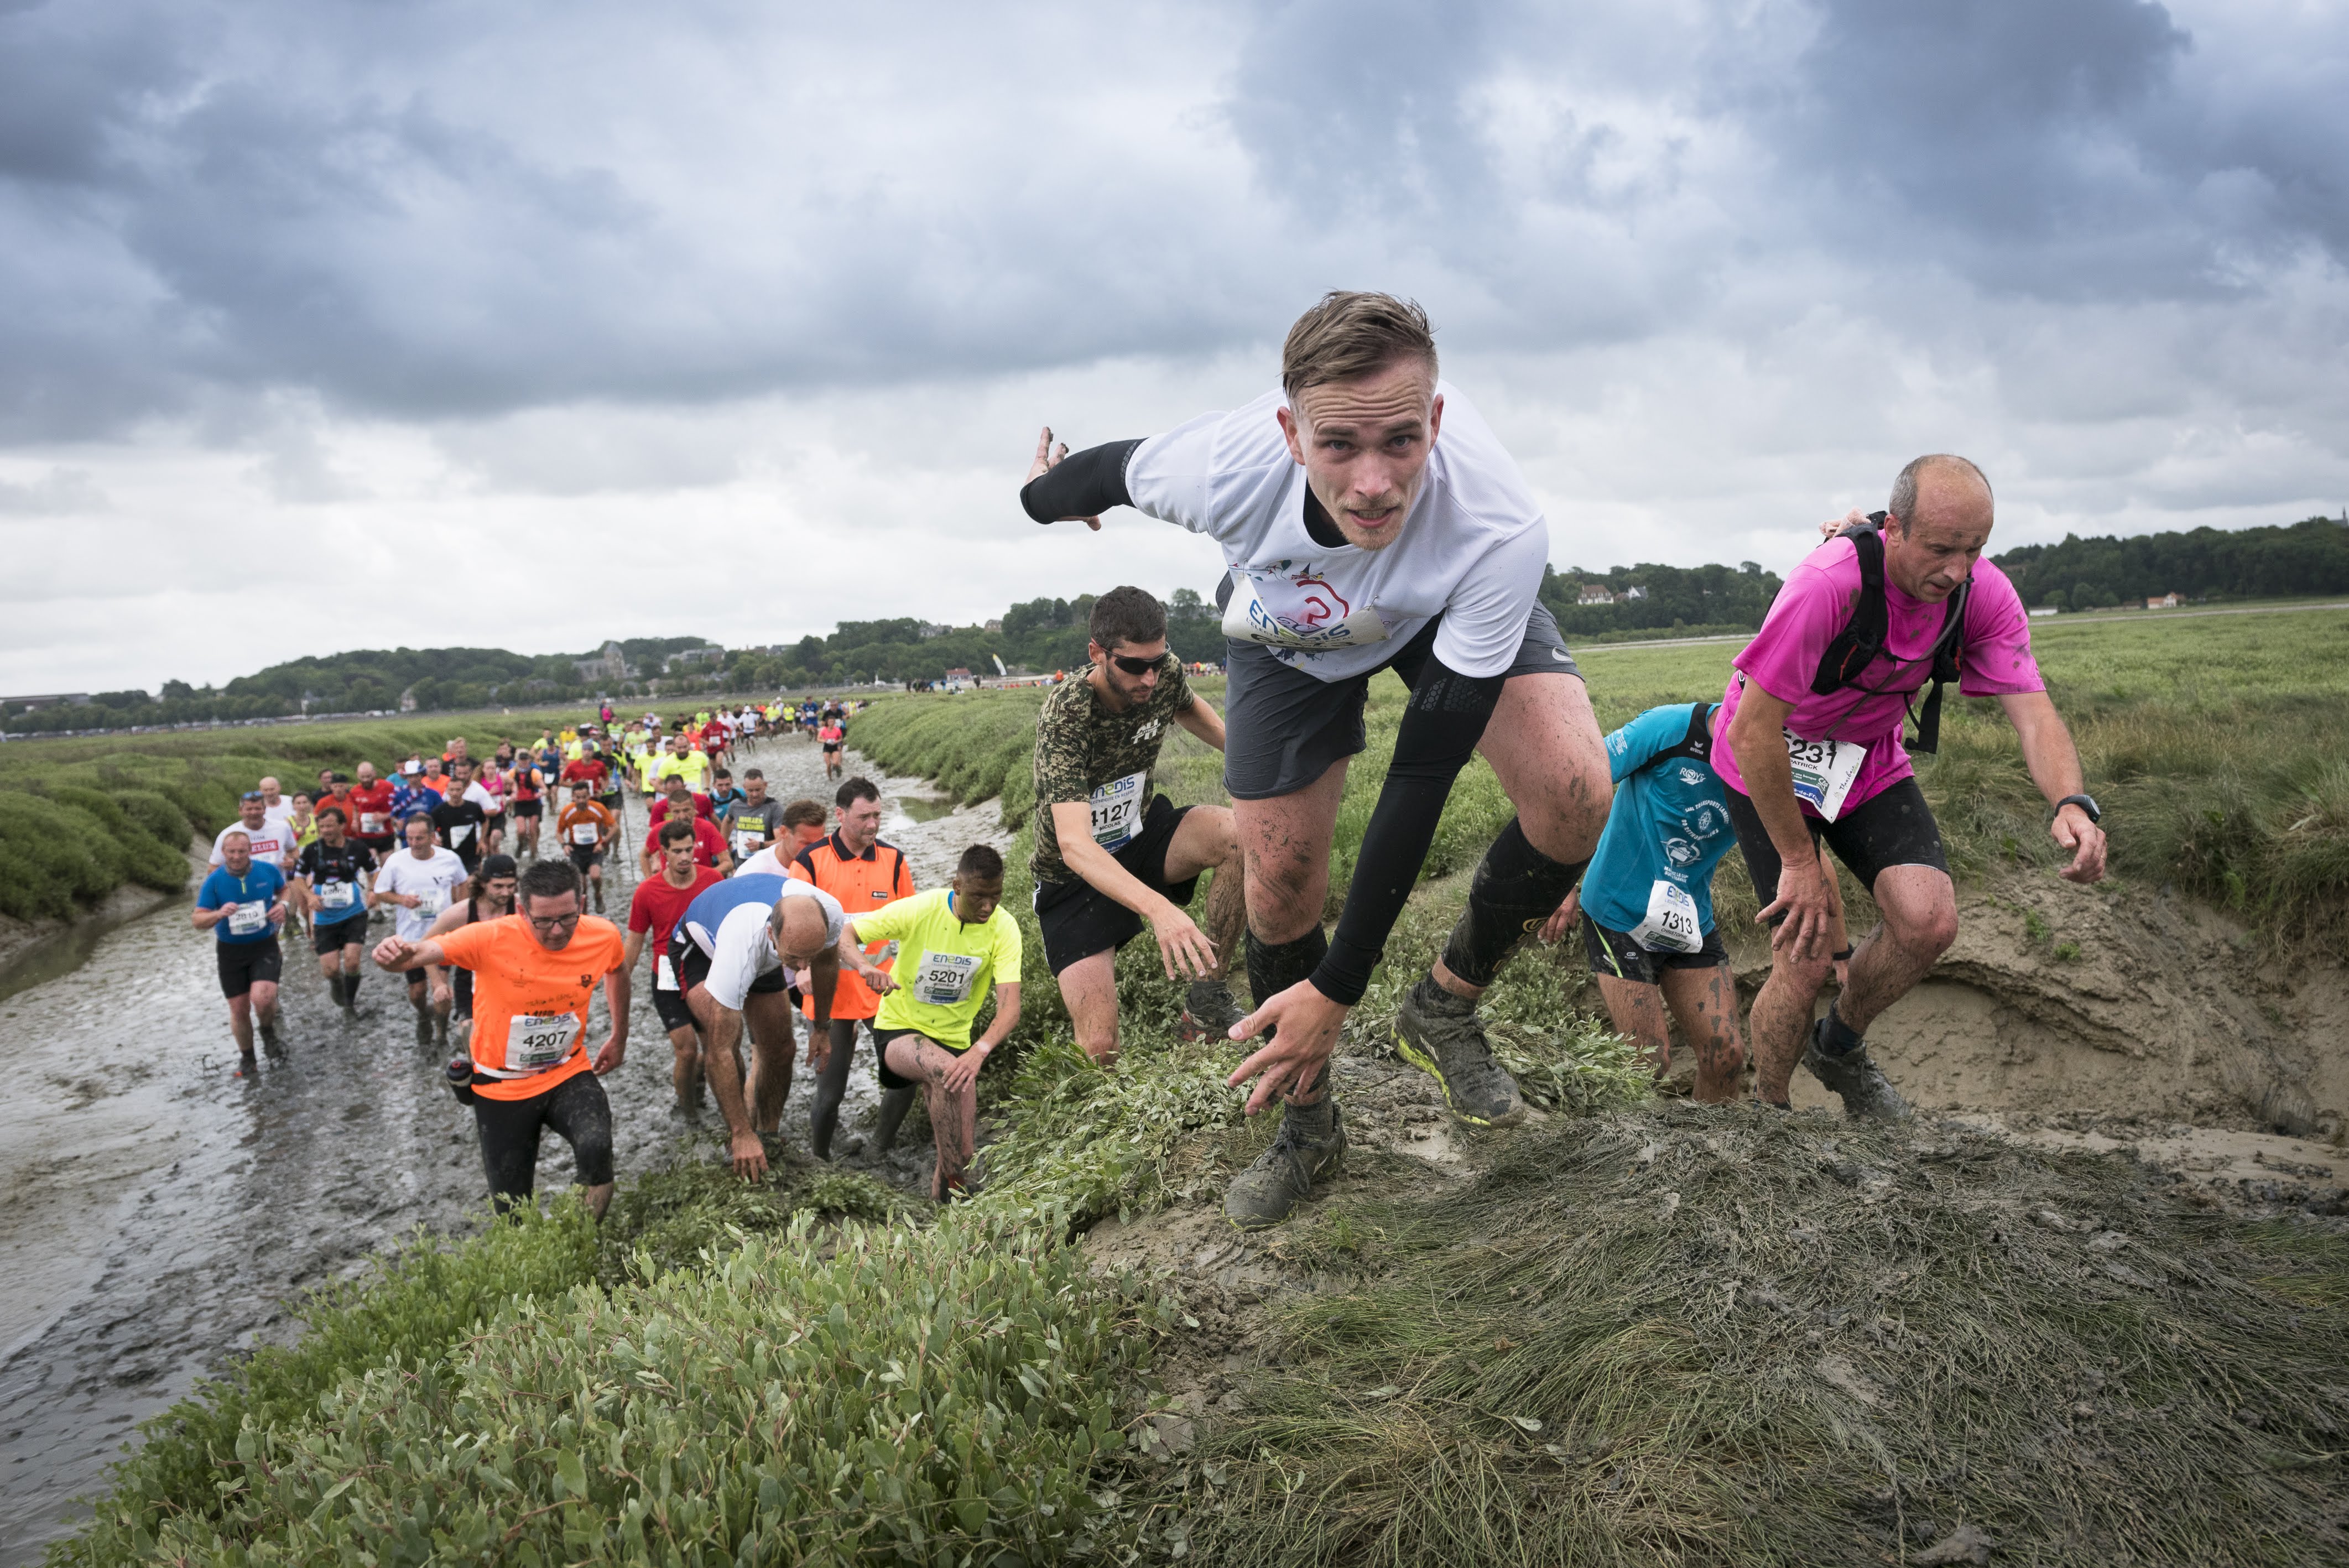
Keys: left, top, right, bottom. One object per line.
{"left": 368, "top": 813, "right": 471, "bottom": 1044}
{"left": 1022, "top": 291, "right": 1612, "bottom": 1230}
{"left": 210, "top": 791, "right": 300, "bottom": 872}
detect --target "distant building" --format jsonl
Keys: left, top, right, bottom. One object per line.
{"left": 918, "top": 622, "right": 949, "bottom": 640}
{"left": 944, "top": 667, "right": 972, "bottom": 681}
{"left": 665, "top": 647, "right": 718, "bottom": 671}
{"left": 2029, "top": 607, "right": 2059, "bottom": 618}
{"left": 574, "top": 640, "right": 629, "bottom": 683}
{"left": 398, "top": 686, "right": 418, "bottom": 712}
{"left": 1621, "top": 585, "right": 1647, "bottom": 601}
{"left": 1, "top": 692, "right": 91, "bottom": 710}
{"left": 984, "top": 619, "right": 1003, "bottom": 634}
{"left": 2146, "top": 593, "right": 2180, "bottom": 610}
{"left": 1576, "top": 583, "right": 1613, "bottom": 605}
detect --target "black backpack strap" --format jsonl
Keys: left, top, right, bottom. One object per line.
{"left": 1650, "top": 701, "right": 1717, "bottom": 767}
{"left": 1907, "top": 578, "right": 1972, "bottom": 755}
{"left": 1810, "top": 515, "right": 1890, "bottom": 697}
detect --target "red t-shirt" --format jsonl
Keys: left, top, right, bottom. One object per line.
{"left": 627, "top": 866, "right": 725, "bottom": 970}
{"left": 345, "top": 781, "right": 397, "bottom": 838}
{"left": 647, "top": 795, "right": 715, "bottom": 829}
{"left": 642, "top": 810, "right": 728, "bottom": 867}
{"left": 561, "top": 758, "right": 611, "bottom": 791}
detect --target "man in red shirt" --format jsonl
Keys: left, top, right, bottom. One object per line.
{"left": 625, "top": 817, "right": 726, "bottom": 1105}
{"left": 642, "top": 773, "right": 732, "bottom": 875}
{"left": 345, "top": 762, "right": 398, "bottom": 861}
{"left": 561, "top": 746, "right": 611, "bottom": 797}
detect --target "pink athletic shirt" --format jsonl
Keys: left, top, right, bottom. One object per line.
{"left": 1713, "top": 535, "right": 2044, "bottom": 814}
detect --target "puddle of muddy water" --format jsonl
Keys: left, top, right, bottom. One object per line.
{"left": 0, "top": 734, "right": 1006, "bottom": 1566}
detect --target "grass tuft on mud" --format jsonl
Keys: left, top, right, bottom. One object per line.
{"left": 1166, "top": 1105, "right": 2349, "bottom": 1567}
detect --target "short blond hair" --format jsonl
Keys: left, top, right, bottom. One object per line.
{"left": 1280, "top": 291, "right": 1437, "bottom": 403}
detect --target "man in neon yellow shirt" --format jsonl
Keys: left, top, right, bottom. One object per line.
{"left": 653, "top": 734, "right": 712, "bottom": 793}
{"left": 838, "top": 843, "right": 1020, "bottom": 1201}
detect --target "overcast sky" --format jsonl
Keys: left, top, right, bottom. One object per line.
{"left": 3, "top": 0, "right": 2343, "bottom": 695}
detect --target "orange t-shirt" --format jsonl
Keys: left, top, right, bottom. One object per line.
{"left": 556, "top": 801, "right": 616, "bottom": 849}
{"left": 436, "top": 914, "right": 626, "bottom": 1101}
{"left": 788, "top": 833, "right": 914, "bottom": 1020}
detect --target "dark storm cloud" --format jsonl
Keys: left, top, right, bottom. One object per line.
{"left": 0, "top": 0, "right": 2340, "bottom": 442}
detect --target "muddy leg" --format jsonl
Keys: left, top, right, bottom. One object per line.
{"left": 1660, "top": 962, "right": 1747, "bottom": 1104}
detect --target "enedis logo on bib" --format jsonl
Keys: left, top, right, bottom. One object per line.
{"left": 1221, "top": 562, "right": 1389, "bottom": 653}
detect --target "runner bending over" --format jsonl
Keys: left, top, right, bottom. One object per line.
{"left": 1028, "top": 586, "right": 1247, "bottom": 1063}
{"left": 1538, "top": 703, "right": 1757, "bottom": 1102}
{"left": 193, "top": 829, "right": 289, "bottom": 1071}
{"left": 838, "top": 843, "right": 1021, "bottom": 1201}
{"left": 374, "top": 859, "right": 629, "bottom": 1216}
{"left": 669, "top": 874, "right": 847, "bottom": 1180}
{"left": 1720, "top": 456, "right": 2107, "bottom": 1118}
{"left": 626, "top": 819, "right": 725, "bottom": 1106}
{"left": 292, "top": 807, "right": 377, "bottom": 1015}
{"left": 1022, "top": 292, "right": 1611, "bottom": 1229}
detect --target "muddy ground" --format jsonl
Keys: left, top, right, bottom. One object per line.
{"left": 0, "top": 733, "right": 1008, "bottom": 1566}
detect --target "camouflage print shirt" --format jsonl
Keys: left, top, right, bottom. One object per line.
{"left": 1030, "top": 658, "right": 1195, "bottom": 885}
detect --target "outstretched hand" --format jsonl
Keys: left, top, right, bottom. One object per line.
{"left": 1028, "top": 426, "right": 1101, "bottom": 530}
{"left": 1225, "top": 978, "right": 1346, "bottom": 1114}
{"left": 1541, "top": 887, "right": 1581, "bottom": 945}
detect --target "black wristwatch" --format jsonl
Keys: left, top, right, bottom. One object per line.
{"left": 2055, "top": 793, "right": 2101, "bottom": 824}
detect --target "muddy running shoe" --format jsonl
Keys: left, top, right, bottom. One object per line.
{"left": 1224, "top": 1100, "right": 1346, "bottom": 1230}
{"left": 1801, "top": 1019, "right": 1910, "bottom": 1122}
{"left": 1178, "top": 978, "right": 1247, "bottom": 1044}
{"left": 1393, "top": 976, "right": 1526, "bottom": 1128}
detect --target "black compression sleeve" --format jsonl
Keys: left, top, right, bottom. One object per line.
{"left": 1019, "top": 439, "right": 1144, "bottom": 523}
{"left": 1310, "top": 656, "right": 1506, "bottom": 1005}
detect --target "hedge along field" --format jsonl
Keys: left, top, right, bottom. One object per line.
{"left": 0, "top": 708, "right": 603, "bottom": 925}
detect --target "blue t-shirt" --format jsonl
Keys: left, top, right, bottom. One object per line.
{"left": 195, "top": 861, "right": 289, "bottom": 945}
{"left": 1581, "top": 703, "right": 1737, "bottom": 939}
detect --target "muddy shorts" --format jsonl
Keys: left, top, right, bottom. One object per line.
{"left": 216, "top": 936, "right": 283, "bottom": 998}
{"left": 651, "top": 977, "right": 697, "bottom": 1033}
{"left": 1218, "top": 594, "right": 1579, "bottom": 801}
{"left": 1721, "top": 775, "right": 1949, "bottom": 912}
{"left": 310, "top": 913, "right": 368, "bottom": 955}
{"left": 1580, "top": 910, "right": 1728, "bottom": 986}
{"left": 470, "top": 1070, "right": 613, "bottom": 1207}
{"left": 567, "top": 845, "right": 606, "bottom": 873}
{"left": 1032, "top": 795, "right": 1199, "bottom": 974}
{"left": 873, "top": 1025, "right": 967, "bottom": 1092}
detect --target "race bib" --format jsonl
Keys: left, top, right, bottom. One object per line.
{"left": 227, "top": 902, "right": 267, "bottom": 936}
{"left": 502, "top": 1010, "right": 582, "bottom": 1072}
{"left": 1629, "top": 879, "right": 1704, "bottom": 954}
{"left": 1221, "top": 570, "right": 1389, "bottom": 653}
{"left": 571, "top": 822, "right": 601, "bottom": 845}
{"left": 1782, "top": 731, "right": 1866, "bottom": 823}
{"left": 416, "top": 887, "right": 446, "bottom": 918}
{"left": 733, "top": 827, "right": 765, "bottom": 854}
{"left": 360, "top": 812, "right": 388, "bottom": 835}
{"left": 1089, "top": 770, "right": 1148, "bottom": 850}
{"left": 319, "top": 881, "right": 355, "bottom": 909}
{"left": 655, "top": 954, "right": 679, "bottom": 991}
{"left": 913, "top": 950, "right": 980, "bottom": 1006}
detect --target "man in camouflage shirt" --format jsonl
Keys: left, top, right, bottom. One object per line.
{"left": 1032, "top": 587, "right": 1248, "bottom": 1063}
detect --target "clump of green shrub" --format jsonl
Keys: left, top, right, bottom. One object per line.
{"left": 109, "top": 1213, "right": 1168, "bottom": 1566}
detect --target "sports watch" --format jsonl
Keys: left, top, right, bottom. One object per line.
{"left": 2055, "top": 793, "right": 2101, "bottom": 824}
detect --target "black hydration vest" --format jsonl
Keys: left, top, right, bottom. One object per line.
{"left": 1652, "top": 701, "right": 1717, "bottom": 770}
{"left": 1807, "top": 514, "right": 1970, "bottom": 755}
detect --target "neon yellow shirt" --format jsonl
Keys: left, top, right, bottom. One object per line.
{"left": 653, "top": 751, "right": 711, "bottom": 791}
{"left": 855, "top": 888, "right": 1021, "bottom": 1051}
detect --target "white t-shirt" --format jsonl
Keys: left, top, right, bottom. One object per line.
{"left": 1122, "top": 381, "right": 1550, "bottom": 681}
{"left": 460, "top": 780, "right": 499, "bottom": 815}
{"left": 680, "top": 880, "right": 846, "bottom": 1012}
{"left": 731, "top": 844, "right": 796, "bottom": 880}
{"left": 373, "top": 847, "right": 471, "bottom": 942}
{"left": 210, "top": 820, "right": 300, "bottom": 869}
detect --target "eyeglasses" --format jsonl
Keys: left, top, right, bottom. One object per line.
{"left": 526, "top": 912, "right": 581, "bottom": 930}
{"left": 241, "top": 791, "right": 265, "bottom": 802}
{"left": 1110, "top": 653, "right": 1162, "bottom": 676}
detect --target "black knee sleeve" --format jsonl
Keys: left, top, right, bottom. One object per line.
{"left": 1246, "top": 925, "right": 1327, "bottom": 1008}
{"left": 1440, "top": 817, "right": 1588, "bottom": 989}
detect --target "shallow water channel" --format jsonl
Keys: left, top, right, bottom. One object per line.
{"left": 0, "top": 734, "right": 1003, "bottom": 1562}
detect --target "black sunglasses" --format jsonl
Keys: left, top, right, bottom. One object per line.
{"left": 1109, "top": 653, "right": 1162, "bottom": 676}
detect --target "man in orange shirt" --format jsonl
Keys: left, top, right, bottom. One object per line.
{"left": 372, "top": 859, "right": 630, "bottom": 1216}
{"left": 555, "top": 778, "right": 618, "bottom": 911}
{"left": 788, "top": 776, "right": 916, "bottom": 1160}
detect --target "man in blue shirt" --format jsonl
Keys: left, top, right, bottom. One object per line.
{"left": 1545, "top": 703, "right": 1751, "bottom": 1102}
{"left": 192, "top": 827, "right": 291, "bottom": 1072}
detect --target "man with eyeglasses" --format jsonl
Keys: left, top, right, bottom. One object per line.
{"left": 1028, "top": 586, "right": 1248, "bottom": 1066}
{"left": 209, "top": 790, "right": 301, "bottom": 874}
{"left": 373, "top": 858, "right": 629, "bottom": 1217}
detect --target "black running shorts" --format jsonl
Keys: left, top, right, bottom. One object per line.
{"left": 310, "top": 914, "right": 368, "bottom": 955}
{"left": 1220, "top": 599, "right": 1579, "bottom": 801}
{"left": 1579, "top": 910, "right": 1729, "bottom": 986}
{"left": 651, "top": 980, "right": 697, "bottom": 1033}
{"left": 567, "top": 845, "right": 605, "bottom": 872}
{"left": 470, "top": 1070, "right": 614, "bottom": 1206}
{"left": 1721, "top": 775, "right": 1949, "bottom": 915}
{"left": 873, "top": 1025, "right": 967, "bottom": 1093}
{"left": 1032, "top": 794, "right": 1199, "bottom": 975}
{"left": 511, "top": 799, "right": 543, "bottom": 819}
{"left": 669, "top": 930, "right": 791, "bottom": 998}
{"left": 216, "top": 936, "right": 283, "bottom": 998}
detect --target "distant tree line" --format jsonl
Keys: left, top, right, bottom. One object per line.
{"left": 1992, "top": 515, "right": 2349, "bottom": 611}
{"left": 1539, "top": 561, "right": 1783, "bottom": 639}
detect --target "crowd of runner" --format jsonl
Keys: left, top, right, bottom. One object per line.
{"left": 194, "top": 291, "right": 2110, "bottom": 1230}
